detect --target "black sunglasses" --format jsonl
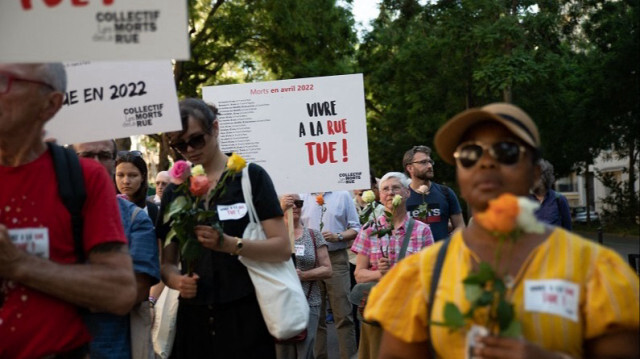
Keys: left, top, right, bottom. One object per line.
{"left": 77, "top": 150, "right": 115, "bottom": 161}
{"left": 293, "top": 200, "right": 304, "bottom": 208}
{"left": 453, "top": 140, "right": 526, "bottom": 168}
{"left": 116, "top": 150, "right": 143, "bottom": 160}
{"left": 170, "top": 133, "right": 207, "bottom": 153}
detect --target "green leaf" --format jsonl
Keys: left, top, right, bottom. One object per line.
{"left": 163, "top": 196, "right": 188, "bottom": 224}
{"left": 497, "top": 299, "right": 514, "bottom": 331}
{"left": 477, "top": 262, "right": 496, "bottom": 282}
{"left": 500, "top": 319, "right": 522, "bottom": 338}
{"left": 442, "top": 302, "right": 465, "bottom": 329}
{"left": 494, "top": 278, "right": 506, "bottom": 295}
{"left": 164, "top": 228, "right": 177, "bottom": 247}
{"left": 464, "top": 283, "right": 483, "bottom": 302}
{"left": 196, "top": 210, "right": 216, "bottom": 223}
{"left": 477, "top": 291, "right": 494, "bottom": 306}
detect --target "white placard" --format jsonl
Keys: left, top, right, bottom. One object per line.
{"left": 45, "top": 61, "right": 182, "bottom": 145}
{"left": 0, "top": 0, "right": 189, "bottom": 62}
{"left": 203, "top": 74, "right": 370, "bottom": 194}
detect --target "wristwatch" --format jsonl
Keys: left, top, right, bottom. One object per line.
{"left": 232, "top": 237, "right": 244, "bottom": 255}
{"left": 337, "top": 233, "right": 344, "bottom": 241}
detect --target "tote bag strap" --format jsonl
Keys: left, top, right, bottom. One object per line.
{"left": 397, "top": 217, "right": 415, "bottom": 261}
{"left": 241, "top": 165, "right": 259, "bottom": 225}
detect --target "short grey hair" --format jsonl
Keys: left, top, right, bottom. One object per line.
{"left": 538, "top": 159, "right": 555, "bottom": 190}
{"left": 380, "top": 172, "right": 410, "bottom": 188}
{"left": 39, "top": 63, "right": 67, "bottom": 93}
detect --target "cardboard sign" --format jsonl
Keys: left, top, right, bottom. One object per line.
{"left": 45, "top": 60, "right": 181, "bottom": 145}
{"left": 203, "top": 74, "right": 370, "bottom": 194}
{"left": 0, "top": 0, "right": 189, "bottom": 62}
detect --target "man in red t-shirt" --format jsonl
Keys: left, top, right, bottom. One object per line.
{"left": 0, "top": 63, "right": 137, "bottom": 358}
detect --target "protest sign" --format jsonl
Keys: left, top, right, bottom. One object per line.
{"left": 45, "top": 60, "right": 181, "bottom": 145}
{"left": 203, "top": 74, "right": 370, "bottom": 194}
{"left": 0, "top": 0, "right": 189, "bottom": 62}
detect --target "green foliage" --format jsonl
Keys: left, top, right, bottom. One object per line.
{"left": 596, "top": 170, "right": 639, "bottom": 227}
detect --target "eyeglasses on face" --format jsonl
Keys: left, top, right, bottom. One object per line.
{"left": 380, "top": 185, "right": 403, "bottom": 194}
{"left": 0, "top": 71, "right": 55, "bottom": 95}
{"left": 169, "top": 133, "right": 207, "bottom": 153}
{"left": 453, "top": 140, "right": 526, "bottom": 168}
{"left": 77, "top": 151, "right": 115, "bottom": 161}
{"left": 410, "top": 159, "right": 435, "bottom": 166}
{"left": 293, "top": 200, "right": 304, "bottom": 208}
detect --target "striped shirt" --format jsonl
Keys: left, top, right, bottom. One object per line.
{"left": 351, "top": 214, "right": 434, "bottom": 269}
{"left": 364, "top": 229, "right": 640, "bottom": 358}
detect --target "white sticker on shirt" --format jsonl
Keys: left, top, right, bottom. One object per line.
{"left": 295, "top": 244, "right": 305, "bottom": 257}
{"left": 217, "top": 203, "right": 248, "bottom": 221}
{"left": 8, "top": 227, "right": 50, "bottom": 259}
{"left": 524, "top": 279, "right": 580, "bottom": 322}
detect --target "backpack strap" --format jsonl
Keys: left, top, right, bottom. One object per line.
{"left": 47, "top": 142, "right": 87, "bottom": 263}
{"left": 427, "top": 236, "right": 451, "bottom": 358}
{"left": 397, "top": 217, "right": 415, "bottom": 261}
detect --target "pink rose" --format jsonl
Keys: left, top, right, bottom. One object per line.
{"left": 169, "top": 160, "right": 191, "bottom": 185}
{"left": 189, "top": 175, "right": 210, "bottom": 197}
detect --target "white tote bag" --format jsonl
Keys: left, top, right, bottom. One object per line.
{"left": 151, "top": 287, "right": 180, "bottom": 359}
{"left": 238, "top": 166, "right": 310, "bottom": 339}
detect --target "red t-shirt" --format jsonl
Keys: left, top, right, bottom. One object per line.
{"left": 0, "top": 150, "right": 126, "bottom": 359}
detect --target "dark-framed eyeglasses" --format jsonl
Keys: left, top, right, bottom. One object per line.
{"left": 77, "top": 150, "right": 115, "bottom": 161}
{"left": 454, "top": 140, "right": 526, "bottom": 168}
{"left": 0, "top": 70, "right": 55, "bottom": 95}
{"left": 410, "top": 159, "right": 435, "bottom": 166}
{"left": 293, "top": 200, "right": 304, "bottom": 208}
{"left": 116, "top": 150, "right": 143, "bottom": 160}
{"left": 169, "top": 133, "right": 207, "bottom": 153}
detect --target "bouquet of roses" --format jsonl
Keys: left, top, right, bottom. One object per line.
{"left": 163, "top": 153, "right": 247, "bottom": 274}
{"left": 434, "top": 193, "right": 544, "bottom": 337}
{"left": 362, "top": 193, "right": 402, "bottom": 238}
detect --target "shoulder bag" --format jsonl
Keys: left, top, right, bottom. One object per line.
{"left": 238, "top": 165, "right": 310, "bottom": 340}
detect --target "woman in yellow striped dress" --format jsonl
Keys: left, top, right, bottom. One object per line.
{"left": 365, "top": 103, "right": 639, "bottom": 359}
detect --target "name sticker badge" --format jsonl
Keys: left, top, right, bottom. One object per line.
{"left": 524, "top": 279, "right": 580, "bottom": 322}
{"left": 217, "top": 203, "right": 248, "bottom": 221}
{"left": 8, "top": 227, "right": 50, "bottom": 259}
{"left": 295, "top": 244, "right": 305, "bottom": 257}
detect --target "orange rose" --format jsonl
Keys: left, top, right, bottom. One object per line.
{"left": 475, "top": 193, "right": 520, "bottom": 234}
{"left": 189, "top": 175, "right": 210, "bottom": 197}
{"left": 316, "top": 194, "right": 325, "bottom": 206}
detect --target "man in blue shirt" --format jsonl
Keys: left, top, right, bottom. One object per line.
{"left": 403, "top": 145, "right": 466, "bottom": 241}
{"left": 74, "top": 140, "right": 160, "bottom": 358}
{"left": 530, "top": 159, "right": 572, "bottom": 230}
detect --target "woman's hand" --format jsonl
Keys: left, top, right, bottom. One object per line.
{"left": 280, "top": 194, "right": 295, "bottom": 212}
{"left": 194, "top": 225, "right": 223, "bottom": 251}
{"left": 475, "top": 336, "right": 567, "bottom": 359}
{"left": 378, "top": 257, "right": 390, "bottom": 276}
{"left": 175, "top": 273, "right": 199, "bottom": 299}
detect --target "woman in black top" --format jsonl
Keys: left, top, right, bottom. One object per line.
{"left": 157, "top": 98, "right": 290, "bottom": 359}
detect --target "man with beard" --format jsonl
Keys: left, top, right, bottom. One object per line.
{"left": 403, "top": 145, "right": 465, "bottom": 241}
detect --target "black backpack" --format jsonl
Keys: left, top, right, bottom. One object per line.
{"left": 47, "top": 142, "right": 86, "bottom": 262}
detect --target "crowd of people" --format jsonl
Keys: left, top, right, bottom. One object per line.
{"left": 0, "top": 62, "right": 638, "bottom": 359}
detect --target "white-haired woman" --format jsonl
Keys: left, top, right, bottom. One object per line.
{"left": 350, "top": 172, "right": 434, "bottom": 359}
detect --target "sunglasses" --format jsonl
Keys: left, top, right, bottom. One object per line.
{"left": 293, "top": 200, "right": 304, "bottom": 208}
{"left": 77, "top": 150, "right": 115, "bottom": 161}
{"left": 454, "top": 140, "right": 526, "bottom": 168}
{"left": 170, "top": 133, "right": 207, "bottom": 153}
{"left": 117, "top": 150, "right": 142, "bottom": 158}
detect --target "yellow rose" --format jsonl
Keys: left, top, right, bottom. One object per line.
{"left": 362, "top": 190, "right": 376, "bottom": 204}
{"left": 191, "top": 164, "right": 206, "bottom": 176}
{"left": 227, "top": 152, "right": 247, "bottom": 173}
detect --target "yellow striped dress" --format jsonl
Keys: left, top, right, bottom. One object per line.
{"left": 364, "top": 228, "right": 640, "bottom": 358}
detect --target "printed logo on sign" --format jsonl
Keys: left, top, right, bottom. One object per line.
{"left": 122, "top": 103, "right": 164, "bottom": 128}
{"left": 93, "top": 10, "right": 161, "bottom": 44}
{"left": 337, "top": 171, "right": 362, "bottom": 184}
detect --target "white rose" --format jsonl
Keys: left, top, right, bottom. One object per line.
{"left": 516, "top": 197, "right": 545, "bottom": 234}
{"left": 418, "top": 185, "right": 429, "bottom": 194}
{"left": 362, "top": 190, "right": 376, "bottom": 204}
{"left": 392, "top": 194, "right": 403, "bottom": 207}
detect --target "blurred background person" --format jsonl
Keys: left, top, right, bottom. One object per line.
{"left": 530, "top": 159, "right": 572, "bottom": 230}
{"left": 115, "top": 151, "right": 159, "bottom": 222}
{"left": 149, "top": 170, "right": 170, "bottom": 206}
